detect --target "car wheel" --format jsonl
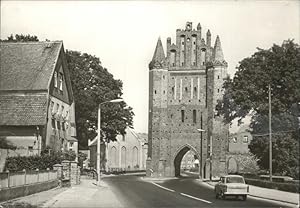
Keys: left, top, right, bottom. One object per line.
{"left": 221, "top": 192, "right": 226, "bottom": 200}
{"left": 242, "top": 195, "right": 247, "bottom": 201}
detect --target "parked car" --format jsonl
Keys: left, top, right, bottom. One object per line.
{"left": 214, "top": 175, "right": 249, "bottom": 201}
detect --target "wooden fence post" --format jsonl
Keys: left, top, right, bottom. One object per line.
{"left": 23, "top": 169, "right": 26, "bottom": 185}
{"left": 47, "top": 168, "right": 50, "bottom": 180}
{"left": 6, "top": 170, "right": 10, "bottom": 188}
{"left": 36, "top": 168, "right": 39, "bottom": 183}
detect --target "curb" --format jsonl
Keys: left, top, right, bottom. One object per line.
{"left": 204, "top": 181, "right": 299, "bottom": 206}
{"left": 141, "top": 176, "right": 178, "bottom": 182}
{"left": 248, "top": 194, "right": 299, "bottom": 206}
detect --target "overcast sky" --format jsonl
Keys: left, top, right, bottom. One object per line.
{"left": 1, "top": 1, "right": 299, "bottom": 133}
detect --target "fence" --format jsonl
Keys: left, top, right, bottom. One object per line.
{"left": 0, "top": 169, "right": 58, "bottom": 190}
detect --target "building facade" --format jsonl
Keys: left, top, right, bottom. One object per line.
{"left": 229, "top": 125, "right": 252, "bottom": 154}
{"left": 0, "top": 41, "right": 77, "bottom": 171}
{"left": 89, "top": 128, "right": 148, "bottom": 172}
{"left": 147, "top": 22, "right": 229, "bottom": 178}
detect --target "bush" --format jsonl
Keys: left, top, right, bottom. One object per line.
{"left": 4, "top": 150, "right": 76, "bottom": 172}
{"left": 245, "top": 178, "right": 299, "bottom": 193}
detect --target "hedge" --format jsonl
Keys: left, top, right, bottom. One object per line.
{"left": 4, "top": 150, "right": 76, "bottom": 172}
{"left": 245, "top": 178, "right": 300, "bottom": 193}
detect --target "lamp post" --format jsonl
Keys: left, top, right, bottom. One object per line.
{"left": 97, "top": 98, "right": 123, "bottom": 186}
{"left": 197, "top": 128, "right": 205, "bottom": 180}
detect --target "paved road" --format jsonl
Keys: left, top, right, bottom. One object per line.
{"left": 104, "top": 174, "right": 295, "bottom": 208}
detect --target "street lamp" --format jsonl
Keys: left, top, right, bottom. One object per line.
{"left": 97, "top": 98, "right": 123, "bottom": 186}
{"left": 197, "top": 128, "right": 205, "bottom": 180}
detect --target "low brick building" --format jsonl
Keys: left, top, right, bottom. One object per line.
{"left": 0, "top": 41, "right": 77, "bottom": 171}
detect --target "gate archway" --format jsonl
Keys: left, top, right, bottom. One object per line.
{"left": 173, "top": 144, "right": 200, "bottom": 177}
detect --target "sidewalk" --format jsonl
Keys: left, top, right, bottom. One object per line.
{"left": 42, "top": 178, "right": 122, "bottom": 208}
{"left": 204, "top": 180, "right": 300, "bottom": 206}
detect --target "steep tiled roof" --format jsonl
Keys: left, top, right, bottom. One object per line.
{"left": 0, "top": 93, "right": 48, "bottom": 125}
{"left": 0, "top": 41, "right": 62, "bottom": 91}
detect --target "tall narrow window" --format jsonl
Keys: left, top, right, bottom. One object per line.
{"left": 181, "top": 110, "right": 185, "bottom": 122}
{"left": 54, "top": 71, "right": 58, "bottom": 88}
{"left": 170, "top": 50, "right": 176, "bottom": 67}
{"left": 111, "top": 147, "right": 117, "bottom": 167}
{"left": 62, "top": 122, "right": 65, "bottom": 131}
{"left": 51, "top": 119, "right": 56, "bottom": 129}
{"left": 193, "top": 110, "right": 197, "bottom": 123}
{"left": 180, "top": 36, "right": 185, "bottom": 66}
{"left": 59, "top": 73, "right": 64, "bottom": 91}
{"left": 56, "top": 104, "right": 59, "bottom": 114}
{"left": 57, "top": 121, "right": 61, "bottom": 130}
{"left": 121, "top": 147, "right": 126, "bottom": 168}
{"left": 133, "top": 146, "right": 139, "bottom": 168}
{"left": 200, "top": 48, "right": 206, "bottom": 66}
{"left": 191, "top": 35, "right": 197, "bottom": 65}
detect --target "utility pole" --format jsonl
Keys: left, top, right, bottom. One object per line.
{"left": 97, "top": 104, "right": 101, "bottom": 186}
{"left": 269, "top": 84, "right": 272, "bottom": 182}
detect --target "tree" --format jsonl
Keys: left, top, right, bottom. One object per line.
{"left": 216, "top": 40, "right": 300, "bottom": 178}
{"left": 217, "top": 40, "right": 300, "bottom": 124}
{"left": 249, "top": 113, "right": 299, "bottom": 178}
{"left": 0, "top": 34, "right": 39, "bottom": 42}
{"left": 66, "top": 50, "right": 134, "bottom": 149}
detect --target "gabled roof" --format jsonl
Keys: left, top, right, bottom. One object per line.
{"left": 0, "top": 41, "right": 71, "bottom": 126}
{"left": 0, "top": 93, "right": 48, "bottom": 125}
{"left": 0, "top": 41, "right": 62, "bottom": 91}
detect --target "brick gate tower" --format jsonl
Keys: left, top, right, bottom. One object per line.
{"left": 146, "top": 22, "right": 229, "bottom": 178}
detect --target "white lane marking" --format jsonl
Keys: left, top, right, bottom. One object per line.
{"left": 180, "top": 193, "right": 212, "bottom": 204}
{"left": 151, "top": 182, "right": 175, "bottom": 192}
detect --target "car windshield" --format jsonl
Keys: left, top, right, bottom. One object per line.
{"left": 226, "top": 177, "right": 244, "bottom": 183}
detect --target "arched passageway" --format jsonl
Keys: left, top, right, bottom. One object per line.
{"left": 173, "top": 145, "right": 199, "bottom": 177}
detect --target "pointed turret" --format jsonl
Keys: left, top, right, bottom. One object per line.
{"left": 149, "top": 37, "right": 166, "bottom": 70}
{"left": 206, "top": 29, "right": 211, "bottom": 47}
{"left": 197, "top": 23, "right": 201, "bottom": 31}
{"left": 213, "top": 35, "right": 224, "bottom": 61}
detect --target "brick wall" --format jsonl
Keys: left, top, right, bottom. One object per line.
{"left": 147, "top": 22, "right": 229, "bottom": 178}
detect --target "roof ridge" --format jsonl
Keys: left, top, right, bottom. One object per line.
{"left": 0, "top": 41, "right": 63, "bottom": 45}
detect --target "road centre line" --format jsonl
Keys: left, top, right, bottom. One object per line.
{"left": 151, "top": 182, "right": 175, "bottom": 192}
{"left": 180, "top": 193, "right": 212, "bottom": 204}
{"left": 150, "top": 182, "right": 212, "bottom": 204}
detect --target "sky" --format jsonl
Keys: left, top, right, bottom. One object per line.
{"left": 1, "top": 0, "right": 299, "bottom": 133}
